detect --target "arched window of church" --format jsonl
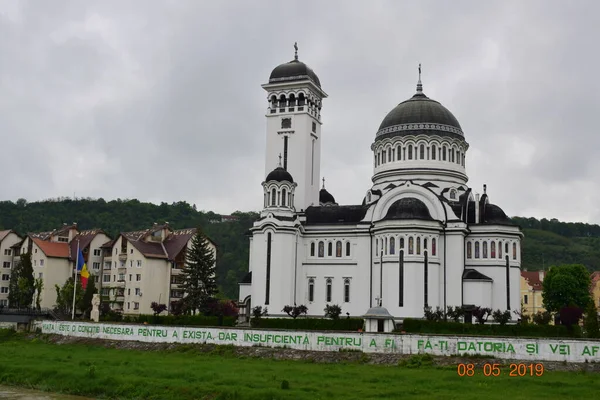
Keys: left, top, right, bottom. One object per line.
{"left": 384, "top": 237, "right": 388, "bottom": 254}
{"left": 282, "top": 189, "right": 287, "bottom": 206}
{"left": 375, "top": 239, "right": 379, "bottom": 256}
{"left": 397, "top": 146, "right": 401, "bottom": 161}
{"left": 336, "top": 241, "right": 342, "bottom": 257}
{"left": 420, "top": 144, "right": 425, "bottom": 159}
{"left": 467, "top": 242, "right": 472, "bottom": 258}
{"left": 298, "top": 93, "right": 306, "bottom": 107}
{"left": 443, "top": 146, "right": 447, "bottom": 161}
{"left": 483, "top": 241, "right": 488, "bottom": 258}
{"left": 270, "top": 95, "right": 278, "bottom": 109}
{"left": 344, "top": 278, "right": 351, "bottom": 303}
{"left": 432, "top": 238, "right": 437, "bottom": 256}
{"left": 382, "top": 150, "right": 386, "bottom": 164}
{"left": 271, "top": 188, "right": 276, "bottom": 206}
{"left": 403, "top": 147, "right": 407, "bottom": 160}
{"left": 414, "top": 145, "right": 418, "bottom": 159}
{"left": 264, "top": 193, "right": 267, "bottom": 208}
{"left": 513, "top": 243, "right": 517, "bottom": 260}
{"left": 505, "top": 242, "right": 509, "bottom": 255}
{"left": 451, "top": 149, "right": 455, "bottom": 163}
{"left": 409, "top": 237, "right": 414, "bottom": 254}
{"left": 417, "top": 237, "right": 421, "bottom": 254}
{"left": 432, "top": 144, "right": 436, "bottom": 160}
{"left": 308, "top": 278, "right": 314, "bottom": 302}
{"left": 326, "top": 278, "right": 332, "bottom": 302}
{"left": 408, "top": 146, "right": 413, "bottom": 160}
{"left": 388, "top": 148, "right": 392, "bottom": 162}
{"left": 390, "top": 237, "right": 395, "bottom": 255}
{"left": 475, "top": 242, "right": 480, "bottom": 258}
{"left": 328, "top": 242, "right": 333, "bottom": 257}
{"left": 288, "top": 93, "right": 296, "bottom": 107}
{"left": 491, "top": 241, "right": 496, "bottom": 258}
{"left": 277, "top": 190, "right": 280, "bottom": 205}
{"left": 424, "top": 238, "right": 428, "bottom": 249}
{"left": 450, "top": 190, "right": 457, "bottom": 200}
{"left": 318, "top": 241, "right": 324, "bottom": 258}
{"left": 374, "top": 154, "right": 377, "bottom": 168}
{"left": 400, "top": 237, "right": 405, "bottom": 249}
{"left": 499, "top": 241, "right": 503, "bottom": 258}
{"left": 278, "top": 94, "right": 286, "bottom": 109}
{"left": 346, "top": 241, "right": 351, "bottom": 257}
{"left": 310, "top": 242, "right": 315, "bottom": 257}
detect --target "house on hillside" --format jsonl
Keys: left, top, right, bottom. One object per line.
{"left": 0, "top": 230, "right": 23, "bottom": 307}
{"left": 520, "top": 270, "right": 547, "bottom": 317}
{"left": 100, "top": 223, "right": 216, "bottom": 316}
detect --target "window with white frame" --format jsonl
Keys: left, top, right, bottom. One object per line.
{"left": 326, "top": 278, "right": 332, "bottom": 302}
{"left": 2, "top": 262, "right": 10, "bottom": 268}
{"left": 103, "top": 275, "right": 110, "bottom": 282}
{"left": 135, "top": 288, "right": 141, "bottom": 295}
{"left": 136, "top": 274, "right": 141, "bottom": 281}
{"left": 93, "top": 249, "right": 101, "bottom": 256}
{"left": 134, "top": 302, "right": 139, "bottom": 310}
{"left": 2, "top": 274, "right": 10, "bottom": 281}
{"left": 137, "top": 260, "right": 142, "bottom": 267}
{"left": 4, "top": 249, "right": 11, "bottom": 256}
{"left": 1, "top": 287, "right": 8, "bottom": 293}
{"left": 308, "top": 278, "right": 315, "bottom": 302}
{"left": 343, "top": 278, "right": 350, "bottom": 303}
{"left": 93, "top": 262, "right": 100, "bottom": 270}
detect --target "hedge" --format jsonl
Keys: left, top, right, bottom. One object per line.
{"left": 102, "top": 314, "right": 236, "bottom": 327}
{"left": 401, "top": 319, "right": 582, "bottom": 338}
{"left": 251, "top": 318, "right": 364, "bottom": 331}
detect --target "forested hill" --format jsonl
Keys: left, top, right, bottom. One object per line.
{"left": 0, "top": 198, "right": 257, "bottom": 298}
{"left": 0, "top": 199, "right": 599, "bottom": 298}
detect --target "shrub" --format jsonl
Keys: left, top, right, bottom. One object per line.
{"left": 472, "top": 307, "right": 492, "bottom": 324}
{"left": 491, "top": 310, "right": 511, "bottom": 325}
{"left": 583, "top": 302, "right": 599, "bottom": 338}
{"left": 423, "top": 306, "right": 444, "bottom": 322}
{"left": 251, "top": 318, "right": 364, "bottom": 331}
{"left": 205, "top": 300, "right": 239, "bottom": 318}
{"left": 136, "top": 314, "right": 235, "bottom": 327}
{"left": 558, "top": 306, "right": 583, "bottom": 327}
{"left": 252, "top": 306, "right": 268, "bottom": 319}
{"left": 283, "top": 305, "right": 308, "bottom": 319}
{"left": 532, "top": 311, "right": 552, "bottom": 325}
{"left": 324, "top": 304, "right": 342, "bottom": 320}
{"left": 151, "top": 302, "right": 167, "bottom": 316}
{"left": 170, "top": 300, "right": 185, "bottom": 316}
{"left": 446, "top": 306, "right": 464, "bottom": 322}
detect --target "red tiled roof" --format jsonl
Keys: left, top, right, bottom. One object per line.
{"left": 118, "top": 227, "right": 208, "bottom": 261}
{"left": 0, "top": 230, "right": 13, "bottom": 242}
{"left": 521, "top": 270, "right": 546, "bottom": 290}
{"left": 32, "top": 237, "right": 70, "bottom": 258}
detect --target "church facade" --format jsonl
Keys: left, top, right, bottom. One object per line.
{"left": 238, "top": 47, "right": 523, "bottom": 322}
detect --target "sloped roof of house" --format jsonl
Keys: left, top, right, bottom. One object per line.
{"left": 521, "top": 270, "right": 546, "bottom": 290}
{"left": 118, "top": 227, "right": 212, "bottom": 261}
{"left": 69, "top": 229, "right": 109, "bottom": 261}
{"left": 31, "top": 237, "right": 70, "bottom": 258}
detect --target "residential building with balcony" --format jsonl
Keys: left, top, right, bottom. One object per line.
{"left": 101, "top": 223, "right": 216, "bottom": 315}
{"left": 0, "top": 230, "right": 23, "bottom": 307}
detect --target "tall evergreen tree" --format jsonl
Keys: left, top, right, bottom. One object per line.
{"left": 81, "top": 277, "right": 97, "bottom": 318}
{"left": 7, "top": 252, "right": 35, "bottom": 308}
{"left": 181, "top": 228, "right": 217, "bottom": 314}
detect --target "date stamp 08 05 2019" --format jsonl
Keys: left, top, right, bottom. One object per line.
{"left": 457, "top": 363, "right": 545, "bottom": 377}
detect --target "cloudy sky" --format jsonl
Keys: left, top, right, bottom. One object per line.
{"left": 0, "top": 0, "right": 598, "bottom": 223}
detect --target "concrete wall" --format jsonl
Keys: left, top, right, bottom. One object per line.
{"left": 34, "top": 320, "right": 600, "bottom": 363}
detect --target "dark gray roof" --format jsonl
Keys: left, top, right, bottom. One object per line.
{"left": 319, "top": 188, "right": 336, "bottom": 204}
{"left": 265, "top": 167, "right": 294, "bottom": 183}
{"left": 269, "top": 59, "right": 321, "bottom": 88}
{"left": 462, "top": 269, "right": 493, "bottom": 282}
{"left": 363, "top": 306, "right": 394, "bottom": 320}
{"left": 304, "top": 205, "right": 368, "bottom": 225}
{"left": 381, "top": 197, "right": 433, "bottom": 221}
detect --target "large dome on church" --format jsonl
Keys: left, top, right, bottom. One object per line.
{"left": 375, "top": 91, "right": 464, "bottom": 141}
{"left": 269, "top": 59, "right": 321, "bottom": 88}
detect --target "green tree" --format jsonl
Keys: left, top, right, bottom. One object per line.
{"left": 583, "top": 302, "right": 599, "bottom": 338}
{"left": 7, "top": 253, "right": 35, "bottom": 308}
{"left": 33, "top": 277, "right": 44, "bottom": 310}
{"left": 54, "top": 277, "right": 84, "bottom": 317}
{"left": 181, "top": 228, "right": 217, "bottom": 314}
{"left": 542, "top": 264, "right": 592, "bottom": 312}
{"left": 81, "top": 278, "right": 97, "bottom": 318}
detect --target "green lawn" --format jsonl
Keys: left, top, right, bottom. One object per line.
{"left": 0, "top": 331, "right": 598, "bottom": 400}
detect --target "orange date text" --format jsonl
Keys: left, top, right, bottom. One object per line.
{"left": 457, "top": 363, "right": 545, "bottom": 377}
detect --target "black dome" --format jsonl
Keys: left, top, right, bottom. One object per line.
{"left": 319, "top": 188, "right": 336, "bottom": 205}
{"left": 265, "top": 167, "right": 294, "bottom": 183}
{"left": 383, "top": 197, "right": 433, "bottom": 221}
{"left": 376, "top": 92, "right": 463, "bottom": 141}
{"left": 269, "top": 59, "right": 321, "bottom": 88}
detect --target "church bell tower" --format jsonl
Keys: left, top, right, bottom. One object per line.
{"left": 262, "top": 43, "right": 327, "bottom": 212}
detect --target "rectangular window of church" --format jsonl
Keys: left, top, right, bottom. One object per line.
{"left": 417, "top": 237, "right": 421, "bottom": 255}
{"left": 346, "top": 241, "right": 351, "bottom": 257}
{"left": 312, "top": 121, "right": 316, "bottom": 132}
{"left": 513, "top": 243, "right": 517, "bottom": 260}
{"left": 318, "top": 241, "right": 324, "bottom": 258}
{"left": 377, "top": 153, "right": 380, "bottom": 165}
{"left": 427, "top": 147, "right": 430, "bottom": 160}
{"left": 375, "top": 239, "right": 379, "bottom": 256}
{"left": 475, "top": 242, "right": 480, "bottom": 258}
{"left": 467, "top": 242, "right": 472, "bottom": 258}
{"left": 308, "top": 278, "right": 315, "bottom": 302}
{"left": 483, "top": 242, "right": 488, "bottom": 258}
{"left": 382, "top": 150, "right": 386, "bottom": 164}
{"left": 328, "top": 242, "right": 333, "bottom": 257}
{"left": 389, "top": 237, "right": 395, "bottom": 255}
{"left": 281, "top": 118, "right": 291, "bottom": 129}
{"left": 491, "top": 242, "right": 496, "bottom": 258}
{"left": 424, "top": 238, "right": 428, "bottom": 249}
{"left": 310, "top": 243, "right": 315, "bottom": 257}
{"left": 344, "top": 279, "right": 350, "bottom": 303}
{"left": 397, "top": 146, "right": 401, "bottom": 160}
{"left": 432, "top": 238, "right": 436, "bottom": 255}
{"left": 326, "top": 278, "right": 332, "bottom": 302}
{"left": 505, "top": 243, "right": 509, "bottom": 255}
{"left": 336, "top": 241, "right": 342, "bottom": 257}
{"left": 403, "top": 147, "right": 406, "bottom": 159}
{"left": 408, "top": 237, "right": 414, "bottom": 254}
{"left": 499, "top": 241, "right": 503, "bottom": 258}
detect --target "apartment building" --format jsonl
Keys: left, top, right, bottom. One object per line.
{"left": 0, "top": 230, "right": 23, "bottom": 307}
{"left": 9, "top": 224, "right": 110, "bottom": 309}
{"left": 520, "top": 270, "right": 546, "bottom": 317}
{"left": 101, "top": 223, "right": 216, "bottom": 316}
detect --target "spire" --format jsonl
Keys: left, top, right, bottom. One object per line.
{"left": 483, "top": 184, "right": 487, "bottom": 195}
{"left": 416, "top": 63, "right": 423, "bottom": 93}
{"left": 294, "top": 42, "right": 298, "bottom": 61}
{"left": 278, "top": 153, "right": 282, "bottom": 167}
{"left": 322, "top": 177, "right": 325, "bottom": 189}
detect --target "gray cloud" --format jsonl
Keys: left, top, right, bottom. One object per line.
{"left": 0, "top": 0, "right": 598, "bottom": 223}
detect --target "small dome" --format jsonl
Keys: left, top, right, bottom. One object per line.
{"left": 269, "top": 59, "right": 321, "bottom": 88}
{"left": 483, "top": 204, "right": 512, "bottom": 224}
{"left": 319, "top": 188, "right": 336, "bottom": 205}
{"left": 383, "top": 197, "right": 433, "bottom": 221}
{"left": 265, "top": 167, "right": 294, "bottom": 183}
{"left": 362, "top": 306, "right": 394, "bottom": 320}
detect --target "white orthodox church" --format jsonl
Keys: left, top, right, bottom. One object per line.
{"left": 238, "top": 46, "right": 523, "bottom": 326}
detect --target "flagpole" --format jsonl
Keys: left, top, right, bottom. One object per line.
{"left": 72, "top": 239, "right": 79, "bottom": 320}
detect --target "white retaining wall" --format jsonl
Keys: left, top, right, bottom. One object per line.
{"left": 33, "top": 321, "right": 600, "bottom": 363}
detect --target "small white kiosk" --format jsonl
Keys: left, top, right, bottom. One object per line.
{"left": 362, "top": 306, "right": 396, "bottom": 333}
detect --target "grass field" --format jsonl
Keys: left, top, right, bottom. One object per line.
{"left": 0, "top": 330, "right": 598, "bottom": 400}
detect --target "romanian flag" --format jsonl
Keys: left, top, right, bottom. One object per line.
{"left": 77, "top": 249, "right": 90, "bottom": 289}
